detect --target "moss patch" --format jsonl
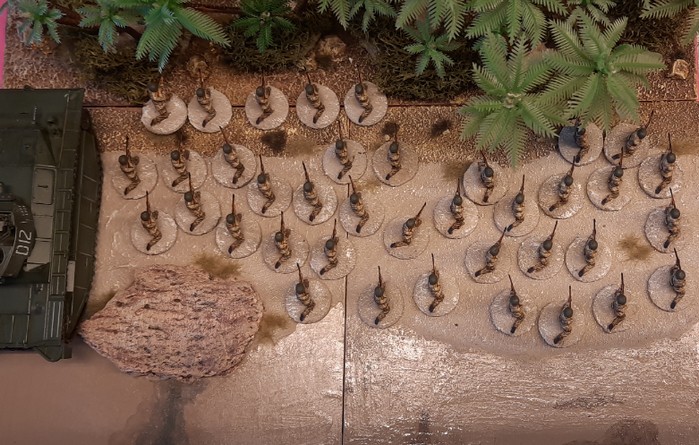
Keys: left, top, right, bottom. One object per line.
{"left": 618, "top": 234, "right": 653, "bottom": 262}
{"left": 193, "top": 253, "right": 241, "bottom": 279}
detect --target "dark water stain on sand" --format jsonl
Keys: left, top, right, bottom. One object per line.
{"left": 563, "top": 418, "right": 661, "bottom": 445}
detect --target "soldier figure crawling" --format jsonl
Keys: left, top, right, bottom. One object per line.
{"left": 302, "top": 162, "right": 323, "bottom": 222}
{"left": 448, "top": 179, "right": 465, "bottom": 235}
{"left": 257, "top": 156, "right": 276, "bottom": 214}
{"left": 427, "top": 254, "right": 444, "bottom": 313}
{"left": 478, "top": 151, "right": 495, "bottom": 203}
{"left": 354, "top": 76, "right": 373, "bottom": 123}
{"left": 304, "top": 72, "right": 325, "bottom": 124}
{"left": 295, "top": 263, "right": 315, "bottom": 322}
{"left": 578, "top": 220, "right": 598, "bottom": 277}
{"left": 390, "top": 203, "right": 426, "bottom": 248}
{"left": 507, "top": 175, "right": 526, "bottom": 232}
{"left": 386, "top": 129, "right": 402, "bottom": 181}
{"left": 549, "top": 164, "right": 575, "bottom": 212}
{"left": 475, "top": 231, "right": 505, "bottom": 277}
{"left": 140, "top": 192, "right": 161, "bottom": 251}
{"left": 373, "top": 266, "right": 390, "bottom": 325}
{"left": 614, "top": 111, "right": 653, "bottom": 160}
{"left": 656, "top": 133, "right": 677, "bottom": 195}
{"left": 195, "top": 81, "right": 216, "bottom": 128}
{"left": 607, "top": 274, "right": 627, "bottom": 332}
{"left": 320, "top": 220, "right": 340, "bottom": 276}
{"left": 274, "top": 212, "right": 292, "bottom": 269}
{"left": 220, "top": 127, "right": 245, "bottom": 185}
{"left": 601, "top": 152, "right": 624, "bottom": 206}
{"left": 663, "top": 189, "right": 681, "bottom": 249}
{"left": 553, "top": 287, "right": 574, "bottom": 345}
{"left": 184, "top": 173, "right": 205, "bottom": 232}
{"left": 527, "top": 221, "right": 557, "bottom": 274}
{"left": 118, "top": 136, "right": 140, "bottom": 196}
{"left": 147, "top": 77, "right": 171, "bottom": 126}
{"left": 349, "top": 176, "right": 369, "bottom": 234}
{"left": 170, "top": 135, "right": 190, "bottom": 187}
{"left": 573, "top": 118, "right": 589, "bottom": 164}
{"left": 334, "top": 123, "right": 354, "bottom": 180}
{"left": 255, "top": 76, "right": 274, "bottom": 125}
{"left": 670, "top": 248, "right": 686, "bottom": 310}
{"left": 508, "top": 275, "right": 526, "bottom": 334}
{"left": 225, "top": 194, "right": 244, "bottom": 254}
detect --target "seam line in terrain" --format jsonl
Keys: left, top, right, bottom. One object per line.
{"left": 341, "top": 185, "right": 349, "bottom": 445}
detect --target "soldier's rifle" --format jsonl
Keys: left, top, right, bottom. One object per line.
{"left": 548, "top": 221, "right": 558, "bottom": 242}
{"left": 145, "top": 191, "right": 151, "bottom": 215}
{"left": 674, "top": 248, "right": 681, "bottom": 269}
{"left": 414, "top": 202, "right": 427, "bottom": 221}
{"left": 480, "top": 150, "right": 490, "bottom": 169}
{"left": 296, "top": 262, "right": 304, "bottom": 285}
{"left": 670, "top": 188, "right": 676, "bottom": 208}
{"left": 620, "top": 273, "right": 625, "bottom": 296}
{"left": 302, "top": 161, "right": 311, "bottom": 185}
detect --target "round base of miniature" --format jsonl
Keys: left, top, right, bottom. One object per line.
{"left": 296, "top": 86, "right": 340, "bottom": 129}
{"left": 638, "top": 155, "right": 682, "bottom": 199}
{"left": 413, "top": 273, "right": 459, "bottom": 317}
{"left": 322, "top": 141, "right": 367, "bottom": 184}
{"left": 433, "top": 195, "right": 478, "bottom": 239}
{"left": 310, "top": 237, "right": 357, "bottom": 280}
{"left": 174, "top": 191, "right": 221, "bottom": 235}
{"left": 464, "top": 241, "right": 508, "bottom": 284}
{"left": 383, "top": 216, "right": 430, "bottom": 260}
{"left": 565, "top": 237, "right": 612, "bottom": 282}
{"left": 343, "top": 82, "right": 388, "bottom": 126}
{"left": 187, "top": 88, "right": 232, "bottom": 133}
{"left": 285, "top": 280, "right": 332, "bottom": 324}
{"left": 141, "top": 96, "right": 187, "bottom": 135}
{"left": 261, "top": 231, "right": 309, "bottom": 273}
{"left": 586, "top": 166, "right": 631, "bottom": 211}
{"left": 292, "top": 183, "right": 338, "bottom": 225}
{"left": 211, "top": 147, "right": 256, "bottom": 189}
{"left": 245, "top": 86, "right": 289, "bottom": 130}
{"left": 644, "top": 207, "right": 686, "bottom": 253}
{"left": 538, "top": 174, "right": 583, "bottom": 219}
{"left": 517, "top": 237, "right": 564, "bottom": 280}
{"left": 538, "top": 302, "right": 584, "bottom": 348}
{"left": 592, "top": 285, "right": 638, "bottom": 333}
{"left": 339, "top": 196, "right": 385, "bottom": 237}
{"left": 462, "top": 162, "right": 509, "bottom": 206}
{"left": 372, "top": 142, "right": 419, "bottom": 187}
{"left": 357, "top": 285, "right": 404, "bottom": 329}
{"left": 247, "top": 178, "right": 292, "bottom": 218}
{"left": 111, "top": 155, "right": 158, "bottom": 200}
{"left": 648, "top": 265, "right": 690, "bottom": 312}
{"left": 214, "top": 218, "right": 261, "bottom": 259}
{"left": 557, "top": 123, "right": 604, "bottom": 165}
{"left": 493, "top": 193, "right": 539, "bottom": 237}
{"left": 160, "top": 150, "right": 208, "bottom": 194}
{"left": 130, "top": 211, "right": 177, "bottom": 255}
{"left": 603, "top": 123, "right": 649, "bottom": 168}
{"left": 490, "top": 289, "right": 537, "bottom": 337}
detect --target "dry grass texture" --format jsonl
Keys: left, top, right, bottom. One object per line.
{"left": 618, "top": 235, "right": 654, "bottom": 262}
{"left": 193, "top": 253, "right": 241, "bottom": 279}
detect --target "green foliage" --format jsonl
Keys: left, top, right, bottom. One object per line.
{"left": 233, "top": 0, "right": 295, "bottom": 53}
{"left": 350, "top": 0, "right": 396, "bottom": 32}
{"left": 460, "top": 34, "right": 562, "bottom": 165}
{"left": 610, "top": 0, "right": 684, "bottom": 59}
{"left": 566, "top": 0, "right": 616, "bottom": 26}
{"left": 395, "top": 0, "right": 470, "bottom": 40}
{"left": 77, "top": 0, "right": 141, "bottom": 52}
{"left": 545, "top": 15, "right": 665, "bottom": 130}
{"left": 467, "top": 0, "right": 566, "bottom": 45}
{"left": 641, "top": 0, "right": 699, "bottom": 44}
{"left": 317, "top": 0, "right": 352, "bottom": 28}
{"left": 403, "top": 19, "right": 460, "bottom": 78}
{"left": 1, "top": 0, "right": 64, "bottom": 45}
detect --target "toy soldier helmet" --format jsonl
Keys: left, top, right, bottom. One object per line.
{"left": 350, "top": 193, "right": 360, "bottom": 204}
{"left": 514, "top": 192, "right": 524, "bottom": 204}
{"left": 355, "top": 83, "right": 365, "bottom": 94}
{"left": 325, "top": 238, "right": 335, "bottom": 250}
{"left": 428, "top": 273, "right": 438, "bottom": 285}
{"left": 563, "top": 306, "right": 574, "bottom": 318}
{"left": 274, "top": 231, "right": 284, "bottom": 242}
{"left": 509, "top": 294, "right": 519, "bottom": 306}
{"left": 304, "top": 84, "right": 315, "bottom": 95}
{"left": 666, "top": 152, "right": 676, "bottom": 163}
{"left": 674, "top": 269, "right": 686, "bottom": 280}
{"left": 669, "top": 207, "right": 680, "bottom": 219}
{"left": 255, "top": 86, "right": 265, "bottom": 97}
{"left": 613, "top": 166, "right": 623, "bottom": 177}
{"left": 195, "top": 88, "right": 205, "bottom": 98}
{"left": 147, "top": 82, "right": 159, "bottom": 92}
{"left": 226, "top": 213, "right": 236, "bottom": 224}
{"left": 616, "top": 293, "right": 627, "bottom": 305}
{"left": 452, "top": 194, "right": 463, "bottom": 206}
{"left": 335, "top": 139, "right": 346, "bottom": 150}
{"left": 222, "top": 143, "right": 233, "bottom": 154}
{"left": 257, "top": 173, "right": 267, "bottom": 184}
{"left": 170, "top": 150, "right": 180, "bottom": 161}
{"left": 303, "top": 180, "right": 314, "bottom": 193}
{"left": 489, "top": 244, "right": 500, "bottom": 256}
{"left": 542, "top": 239, "right": 553, "bottom": 251}
{"left": 563, "top": 174, "right": 574, "bottom": 186}
{"left": 483, "top": 166, "right": 494, "bottom": 178}
{"left": 405, "top": 218, "right": 416, "bottom": 228}
{"left": 118, "top": 155, "right": 128, "bottom": 165}
{"left": 587, "top": 239, "right": 598, "bottom": 250}
{"left": 140, "top": 211, "right": 150, "bottom": 221}
{"left": 184, "top": 191, "right": 194, "bottom": 202}
{"left": 389, "top": 141, "right": 399, "bottom": 153}
{"left": 295, "top": 282, "right": 306, "bottom": 294}
{"left": 637, "top": 127, "right": 647, "bottom": 139}
{"left": 374, "top": 286, "right": 384, "bottom": 298}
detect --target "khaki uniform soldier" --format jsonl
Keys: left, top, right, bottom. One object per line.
{"left": 349, "top": 176, "right": 369, "bottom": 233}
{"left": 255, "top": 77, "right": 274, "bottom": 125}
{"left": 320, "top": 220, "right": 339, "bottom": 276}
{"left": 448, "top": 179, "right": 465, "bottom": 235}
{"left": 304, "top": 74, "right": 325, "bottom": 124}
{"left": 184, "top": 174, "right": 205, "bottom": 232}
{"left": 615, "top": 111, "right": 653, "bottom": 160}
{"left": 528, "top": 222, "right": 557, "bottom": 274}
{"left": 601, "top": 162, "right": 624, "bottom": 205}
{"left": 296, "top": 264, "right": 315, "bottom": 322}
{"left": 508, "top": 275, "right": 526, "bottom": 334}
{"left": 220, "top": 127, "right": 245, "bottom": 185}
{"left": 373, "top": 266, "right": 390, "bottom": 325}
{"left": 670, "top": 249, "right": 686, "bottom": 309}
{"left": 170, "top": 148, "right": 189, "bottom": 187}
{"left": 302, "top": 162, "right": 323, "bottom": 222}
{"left": 578, "top": 220, "right": 598, "bottom": 277}
{"left": 656, "top": 134, "right": 676, "bottom": 194}
{"left": 257, "top": 156, "right": 276, "bottom": 214}
{"left": 573, "top": 119, "right": 589, "bottom": 163}
{"left": 479, "top": 151, "right": 495, "bottom": 203}
{"left": 355, "top": 82, "right": 373, "bottom": 123}
{"left": 391, "top": 203, "right": 426, "bottom": 248}
{"left": 427, "top": 254, "right": 444, "bottom": 313}
{"left": 386, "top": 140, "right": 402, "bottom": 181}
{"left": 148, "top": 78, "right": 171, "bottom": 126}
{"left": 118, "top": 137, "right": 140, "bottom": 196}
{"left": 274, "top": 212, "right": 292, "bottom": 269}
{"left": 507, "top": 175, "right": 526, "bottom": 232}
{"left": 553, "top": 287, "right": 574, "bottom": 345}
{"left": 663, "top": 190, "right": 680, "bottom": 249}
{"left": 549, "top": 164, "right": 575, "bottom": 212}
{"left": 607, "top": 274, "right": 627, "bottom": 332}
{"left": 475, "top": 231, "right": 505, "bottom": 277}
{"left": 226, "top": 194, "right": 244, "bottom": 254}
{"left": 140, "top": 192, "right": 161, "bottom": 251}
{"left": 195, "top": 85, "right": 216, "bottom": 127}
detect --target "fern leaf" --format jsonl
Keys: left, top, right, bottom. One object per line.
{"left": 396, "top": 0, "right": 428, "bottom": 29}
{"left": 173, "top": 8, "right": 229, "bottom": 45}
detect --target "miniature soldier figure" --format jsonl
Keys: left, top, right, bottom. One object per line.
{"left": 354, "top": 75, "right": 373, "bottom": 123}
{"left": 475, "top": 231, "right": 505, "bottom": 277}
{"left": 390, "top": 203, "right": 426, "bottom": 248}
{"left": 373, "top": 266, "right": 390, "bottom": 325}
{"left": 427, "top": 254, "right": 445, "bottom": 313}
{"left": 302, "top": 162, "right": 323, "bottom": 222}
{"left": 527, "top": 221, "right": 557, "bottom": 274}
{"left": 608, "top": 274, "right": 627, "bottom": 332}
{"left": 274, "top": 212, "right": 292, "bottom": 269}
{"left": 508, "top": 275, "right": 526, "bottom": 334}
{"left": 335, "top": 123, "right": 354, "bottom": 180}
{"left": 140, "top": 192, "right": 161, "bottom": 251}
{"left": 601, "top": 152, "right": 624, "bottom": 205}
{"left": 507, "top": 175, "right": 526, "bottom": 232}
{"left": 170, "top": 134, "right": 190, "bottom": 187}
{"left": 386, "top": 129, "right": 402, "bottom": 181}
{"left": 578, "top": 219, "right": 598, "bottom": 277}
{"left": 670, "top": 248, "right": 686, "bottom": 309}
{"left": 295, "top": 263, "right": 315, "bottom": 322}
{"left": 614, "top": 111, "right": 653, "bottom": 160}
{"left": 656, "top": 133, "right": 677, "bottom": 194}
{"left": 195, "top": 75, "right": 217, "bottom": 127}
{"left": 225, "top": 194, "right": 245, "bottom": 254}
{"left": 220, "top": 127, "right": 245, "bottom": 185}
{"left": 448, "top": 179, "right": 465, "bottom": 235}
{"left": 479, "top": 151, "right": 495, "bottom": 203}
{"left": 549, "top": 164, "right": 575, "bottom": 212}
{"left": 304, "top": 71, "right": 325, "bottom": 124}
{"left": 553, "top": 287, "right": 574, "bottom": 345}
{"left": 320, "top": 220, "right": 339, "bottom": 276}
{"left": 663, "top": 189, "right": 681, "bottom": 249}
{"left": 257, "top": 155, "right": 276, "bottom": 214}
{"left": 184, "top": 173, "right": 205, "bottom": 232}
{"left": 147, "top": 77, "right": 171, "bottom": 126}
{"left": 118, "top": 136, "right": 140, "bottom": 196}
{"left": 255, "top": 76, "right": 274, "bottom": 125}
{"left": 349, "top": 176, "right": 369, "bottom": 233}
{"left": 573, "top": 118, "right": 589, "bottom": 164}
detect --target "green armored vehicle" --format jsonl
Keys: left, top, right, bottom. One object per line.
{"left": 0, "top": 89, "right": 101, "bottom": 361}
